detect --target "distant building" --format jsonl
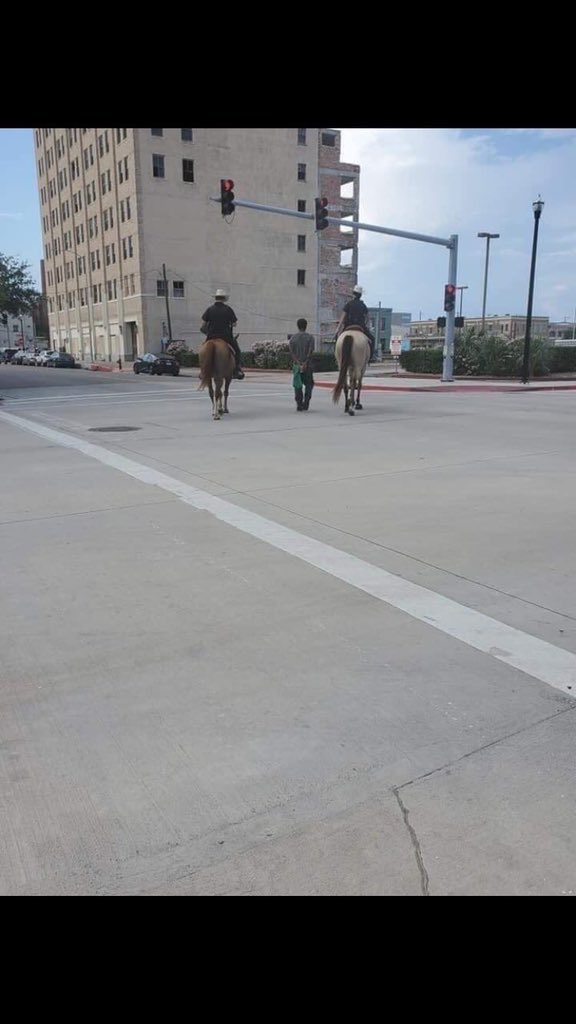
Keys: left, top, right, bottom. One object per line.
{"left": 367, "top": 306, "right": 392, "bottom": 354}
{"left": 34, "top": 127, "right": 361, "bottom": 362}
{"left": 409, "top": 314, "right": 549, "bottom": 349}
{"left": 548, "top": 321, "right": 576, "bottom": 345}
{"left": 0, "top": 311, "right": 35, "bottom": 348}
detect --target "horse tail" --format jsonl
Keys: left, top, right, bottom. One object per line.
{"left": 198, "top": 340, "right": 216, "bottom": 390}
{"left": 333, "top": 334, "right": 354, "bottom": 404}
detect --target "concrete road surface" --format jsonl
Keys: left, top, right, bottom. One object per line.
{"left": 1, "top": 366, "right": 575, "bottom": 896}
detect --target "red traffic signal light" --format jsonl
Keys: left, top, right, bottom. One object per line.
{"left": 220, "top": 179, "right": 235, "bottom": 217}
{"left": 315, "top": 196, "right": 329, "bottom": 231}
{"left": 444, "top": 284, "right": 456, "bottom": 312}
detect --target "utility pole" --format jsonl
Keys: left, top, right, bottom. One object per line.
{"left": 163, "top": 263, "right": 173, "bottom": 343}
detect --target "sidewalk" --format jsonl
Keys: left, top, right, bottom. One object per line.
{"left": 83, "top": 362, "right": 576, "bottom": 393}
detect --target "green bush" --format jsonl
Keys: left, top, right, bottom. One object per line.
{"left": 240, "top": 351, "right": 255, "bottom": 367}
{"left": 548, "top": 346, "right": 576, "bottom": 373}
{"left": 399, "top": 349, "right": 443, "bottom": 374}
{"left": 312, "top": 352, "right": 338, "bottom": 372}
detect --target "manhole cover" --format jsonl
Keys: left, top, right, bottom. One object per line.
{"left": 89, "top": 426, "right": 141, "bottom": 433}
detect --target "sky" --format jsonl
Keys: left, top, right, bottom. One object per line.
{"left": 1, "top": 127, "right": 575, "bottom": 325}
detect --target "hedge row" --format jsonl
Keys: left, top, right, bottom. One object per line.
{"left": 399, "top": 340, "right": 576, "bottom": 377}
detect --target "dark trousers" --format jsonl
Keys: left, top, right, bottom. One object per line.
{"left": 295, "top": 368, "right": 314, "bottom": 409}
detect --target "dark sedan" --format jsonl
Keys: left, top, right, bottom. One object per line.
{"left": 133, "top": 353, "right": 180, "bottom": 376}
{"left": 46, "top": 352, "right": 77, "bottom": 368}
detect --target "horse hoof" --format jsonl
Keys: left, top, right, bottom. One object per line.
{"left": 355, "top": 403, "right": 363, "bottom": 410}
{"left": 348, "top": 409, "right": 355, "bottom": 416}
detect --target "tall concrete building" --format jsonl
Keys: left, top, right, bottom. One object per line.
{"left": 34, "top": 128, "right": 360, "bottom": 362}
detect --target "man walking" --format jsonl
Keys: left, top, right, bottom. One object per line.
{"left": 289, "top": 318, "right": 315, "bottom": 411}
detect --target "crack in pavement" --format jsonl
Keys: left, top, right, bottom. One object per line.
{"left": 394, "top": 789, "right": 430, "bottom": 896}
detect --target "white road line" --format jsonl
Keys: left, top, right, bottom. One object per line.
{"left": 3, "top": 390, "right": 289, "bottom": 406}
{"left": 1, "top": 407, "right": 575, "bottom": 697}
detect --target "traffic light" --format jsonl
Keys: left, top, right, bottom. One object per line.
{"left": 315, "top": 196, "right": 329, "bottom": 231}
{"left": 437, "top": 316, "right": 446, "bottom": 329}
{"left": 455, "top": 316, "right": 465, "bottom": 328}
{"left": 220, "top": 179, "right": 235, "bottom": 217}
{"left": 444, "top": 284, "right": 456, "bottom": 313}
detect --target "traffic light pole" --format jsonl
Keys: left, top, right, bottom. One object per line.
{"left": 212, "top": 196, "right": 459, "bottom": 381}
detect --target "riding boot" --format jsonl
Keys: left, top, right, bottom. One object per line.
{"left": 233, "top": 355, "right": 245, "bottom": 380}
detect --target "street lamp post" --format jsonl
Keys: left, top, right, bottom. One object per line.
{"left": 522, "top": 197, "right": 545, "bottom": 384}
{"left": 477, "top": 232, "right": 500, "bottom": 330}
{"left": 456, "top": 285, "right": 468, "bottom": 318}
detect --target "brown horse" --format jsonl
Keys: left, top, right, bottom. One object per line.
{"left": 333, "top": 330, "right": 370, "bottom": 415}
{"left": 198, "top": 339, "right": 235, "bottom": 420}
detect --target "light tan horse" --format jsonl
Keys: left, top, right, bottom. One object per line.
{"left": 333, "top": 330, "right": 370, "bottom": 415}
{"left": 199, "top": 339, "right": 235, "bottom": 420}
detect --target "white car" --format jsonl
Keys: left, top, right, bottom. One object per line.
{"left": 35, "top": 350, "right": 53, "bottom": 365}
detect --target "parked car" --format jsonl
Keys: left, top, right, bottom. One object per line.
{"left": 0, "top": 348, "right": 18, "bottom": 363}
{"left": 22, "top": 351, "right": 39, "bottom": 365}
{"left": 133, "top": 353, "right": 180, "bottom": 376}
{"left": 10, "top": 350, "right": 28, "bottom": 364}
{"left": 46, "top": 352, "right": 76, "bottom": 368}
{"left": 35, "top": 350, "right": 53, "bottom": 365}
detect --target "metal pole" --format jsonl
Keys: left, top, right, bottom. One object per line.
{"left": 442, "top": 236, "right": 459, "bottom": 382}
{"left": 457, "top": 285, "right": 468, "bottom": 318}
{"left": 478, "top": 233, "right": 499, "bottom": 330}
{"left": 572, "top": 306, "right": 576, "bottom": 342}
{"left": 522, "top": 201, "right": 544, "bottom": 384}
{"left": 482, "top": 237, "right": 490, "bottom": 329}
{"left": 213, "top": 197, "right": 453, "bottom": 248}
{"left": 163, "top": 263, "right": 173, "bottom": 342}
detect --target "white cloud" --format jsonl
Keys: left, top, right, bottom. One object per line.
{"left": 338, "top": 129, "right": 576, "bottom": 322}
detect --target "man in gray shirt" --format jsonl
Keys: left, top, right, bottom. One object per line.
{"left": 289, "top": 318, "right": 315, "bottom": 411}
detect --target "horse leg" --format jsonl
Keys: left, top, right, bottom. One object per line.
{"left": 223, "top": 376, "right": 231, "bottom": 413}
{"left": 208, "top": 381, "right": 217, "bottom": 419}
{"left": 214, "top": 379, "right": 223, "bottom": 419}
{"left": 347, "top": 370, "right": 355, "bottom": 415}
{"left": 355, "top": 377, "right": 364, "bottom": 410}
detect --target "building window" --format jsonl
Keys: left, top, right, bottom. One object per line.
{"left": 297, "top": 270, "right": 306, "bottom": 286}
{"left": 298, "top": 128, "right": 307, "bottom": 145}
{"left": 298, "top": 200, "right": 306, "bottom": 212}
{"left": 297, "top": 163, "right": 306, "bottom": 181}
{"left": 153, "top": 154, "right": 165, "bottom": 179}
{"left": 173, "top": 281, "right": 185, "bottom": 298}
{"left": 322, "top": 132, "right": 336, "bottom": 147}
{"left": 157, "top": 280, "right": 167, "bottom": 297}
{"left": 151, "top": 128, "right": 164, "bottom": 137}
{"left": 297, "top": 235, "right": 306, "bottom": 252}
{"left": 182, "top": 159, "right": 194, "bottom": 183}
{"left": 181, "top": 128, "right": 193, "bottom": 141}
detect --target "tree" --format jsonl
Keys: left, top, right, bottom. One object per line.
{"left": 0, "top": 253, "right": 40, "bottom": 317}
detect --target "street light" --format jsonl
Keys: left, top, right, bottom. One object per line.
{"left": 477, "top": 232, "right": 500, "bottom": 330}
{"left": 522, "top": 197, "right": 545, "bottom": 384}
{"left": 456, "top": 285, "right": 468, "bottom": 318}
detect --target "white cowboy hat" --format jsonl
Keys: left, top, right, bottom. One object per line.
{"left": 214, "top": 288, "right": 228, "bottom": 299}
{"left": 353, "top": 285, "right": 363, "bottom": 295}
